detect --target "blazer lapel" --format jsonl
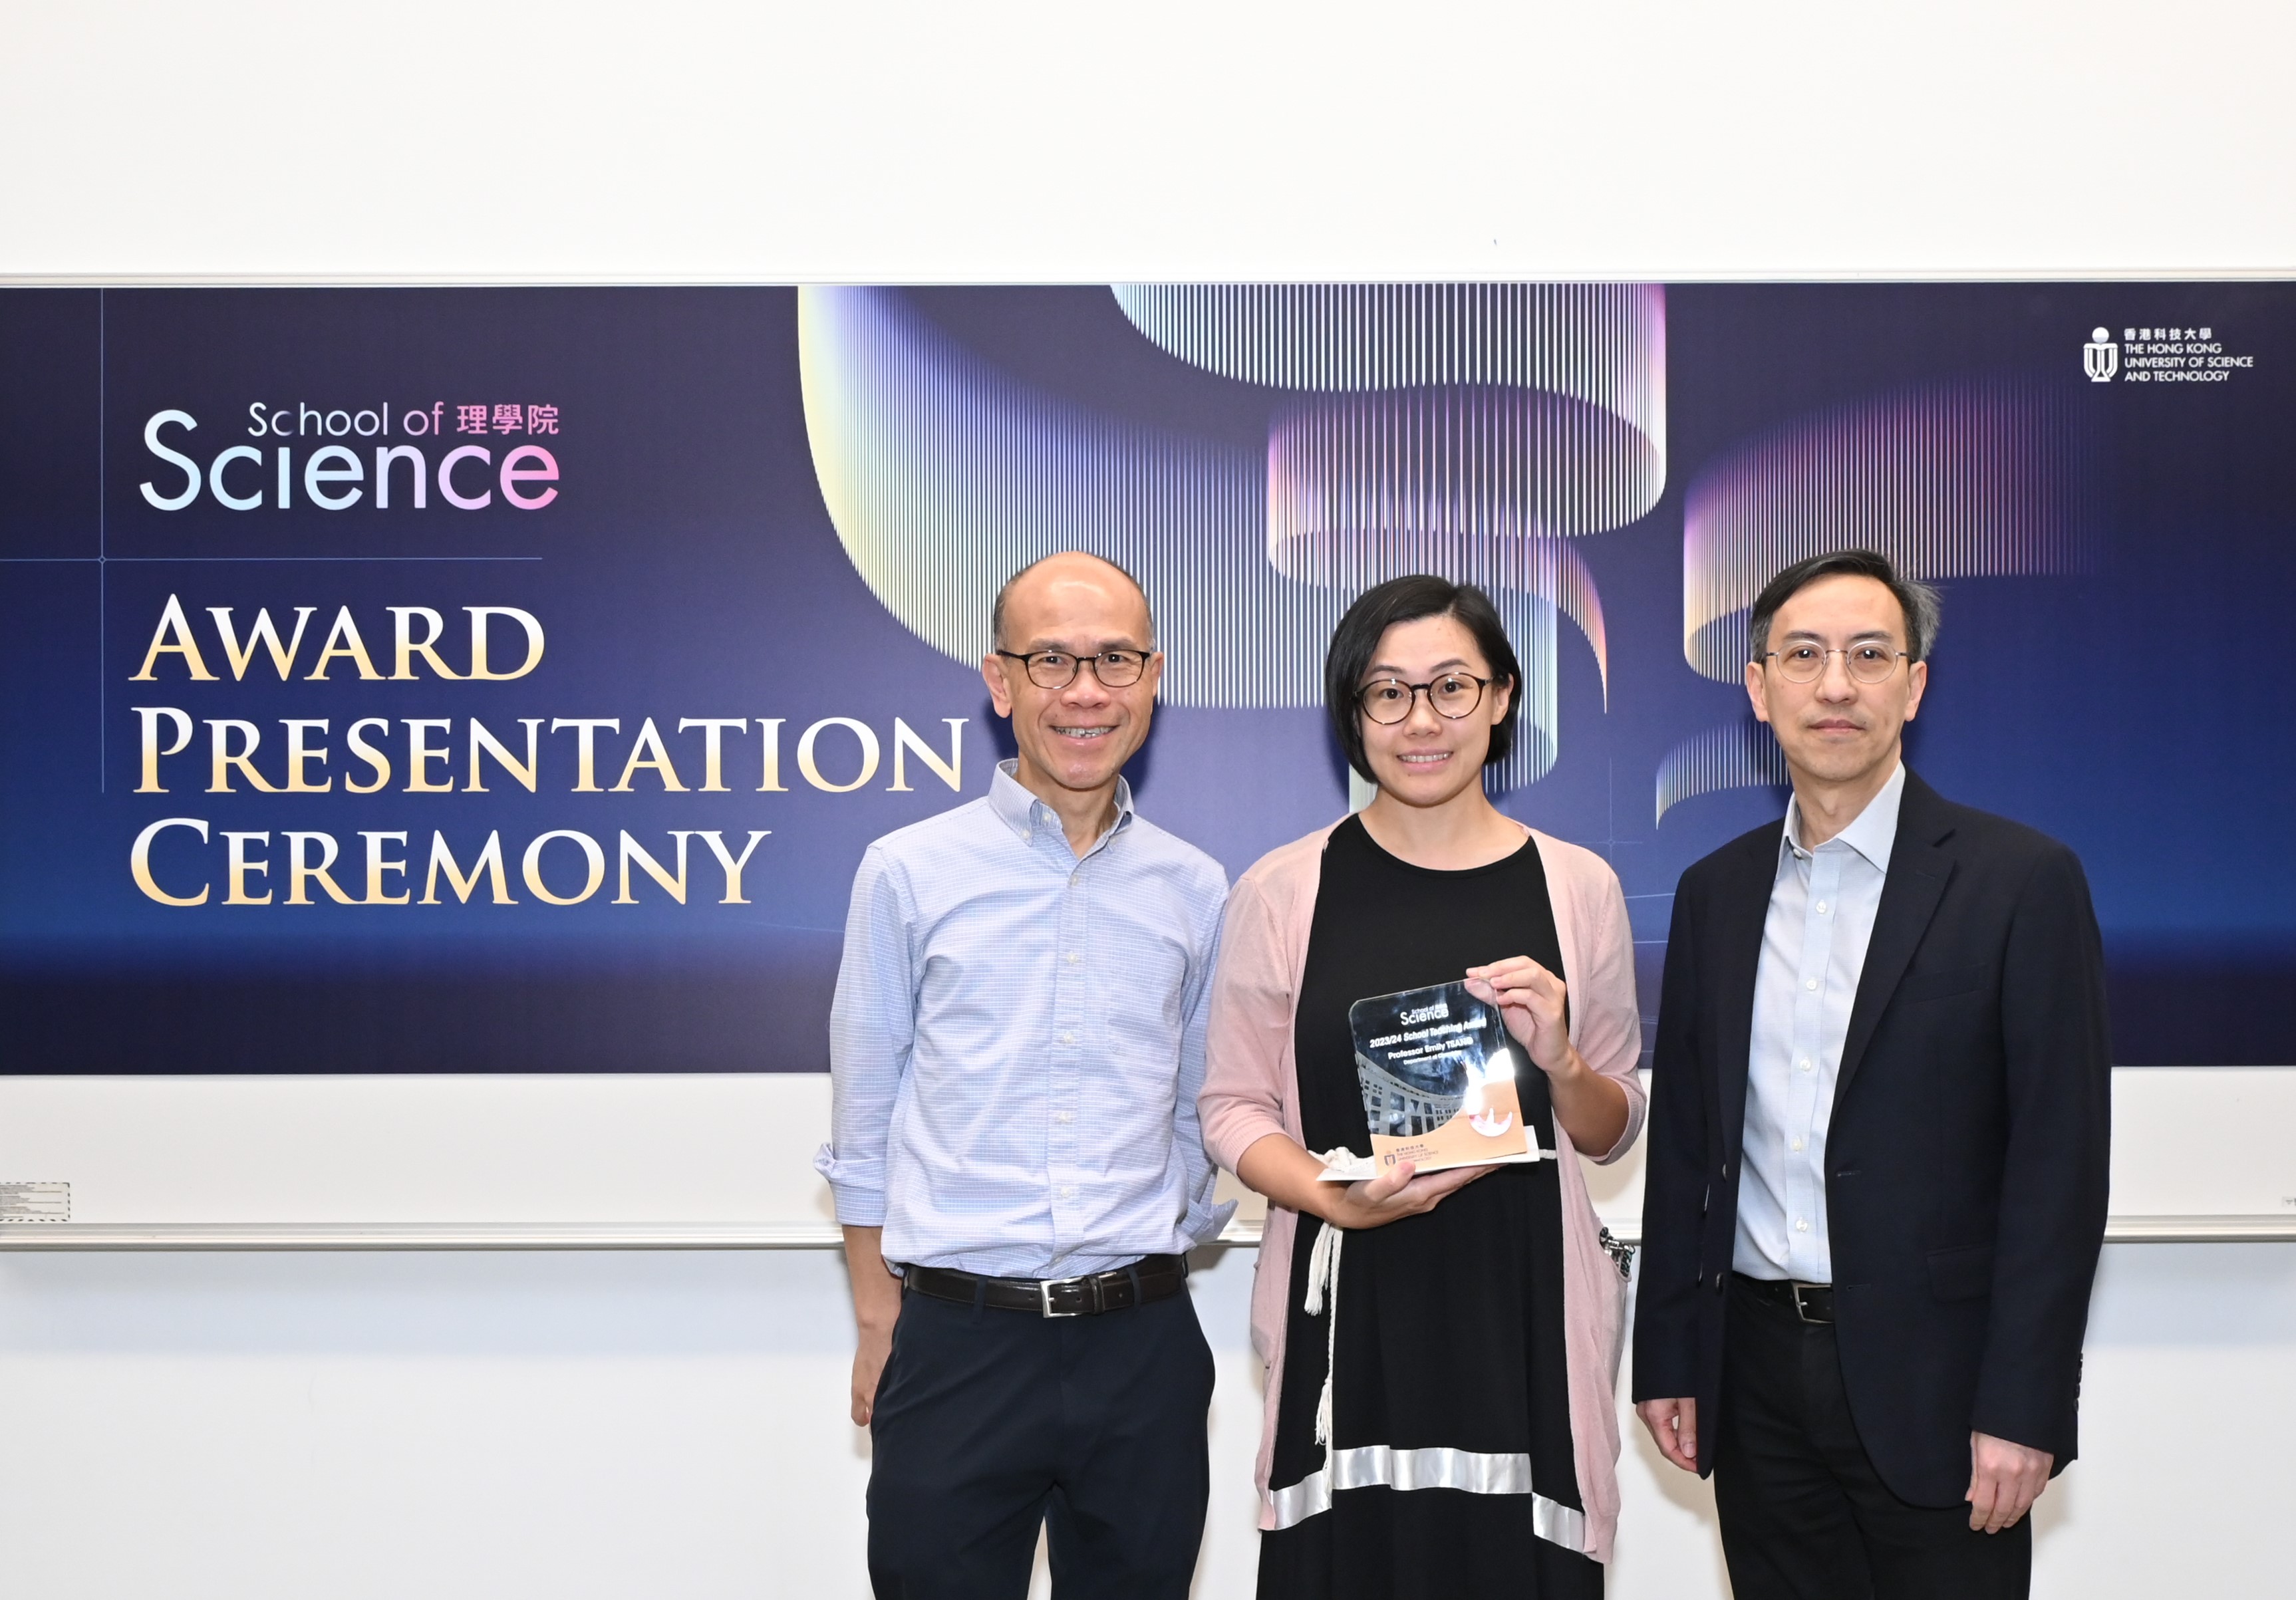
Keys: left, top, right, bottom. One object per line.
{"left": 1835, "top": 771, "right": 1957, "bottom": 1104}
{"left": 1712, "top": 829, "right": 1778, "bottom": 1162}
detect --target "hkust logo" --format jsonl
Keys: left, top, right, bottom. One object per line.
{"left": 140, "top": 401, "right": 563, "bottom": 512}
{"left": 2084, "top": 325, "right": 2255, "bottom": 386}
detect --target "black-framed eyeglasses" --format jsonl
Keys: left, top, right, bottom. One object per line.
{"left": 1356, "top": 672, "right": 1491, "bottom": 725}
{"left": 995, "top": 648, "right": 1151, "bottom": 690}
{"left": 1762, "top": 642, "right": 1909, "bottom": 685}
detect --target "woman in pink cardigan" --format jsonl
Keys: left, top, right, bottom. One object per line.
{"left": 1200, "top": 577, "right": 1646, "bottom": 1598}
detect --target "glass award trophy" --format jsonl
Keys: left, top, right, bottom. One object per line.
{"left": 1316, "top": 979, "right": 1535, "bottom": 1181}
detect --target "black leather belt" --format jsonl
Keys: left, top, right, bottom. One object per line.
{"left": 1735, "top": 1272, "right": 1836, "bottom": 1324}
{"left": 902, "top": 1254, "right": 1187, "bottom": 1317}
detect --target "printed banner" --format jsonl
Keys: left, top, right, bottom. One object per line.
{"left": 1, "top": 285, "right": 2287, "bottom": 1071}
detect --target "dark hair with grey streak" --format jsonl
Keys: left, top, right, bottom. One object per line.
{"left": 990, "top": 552, "right": 1156, "bottom": 652}
{"left": 1324, "top": 575, "right": 1522, "bottom": 783}
{"left": 1747, "top": 549, "right": 1942, "bottom": 665}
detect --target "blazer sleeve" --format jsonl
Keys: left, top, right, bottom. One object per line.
{"left": 1198, "top": 869, "right": 1298, "bottom": 1174}
{"left": 1970, "top": 843, "right": 2113, "bottom": 1458}
{"left": 1631, "top": 878, "right": 1711, "bottom": 1403}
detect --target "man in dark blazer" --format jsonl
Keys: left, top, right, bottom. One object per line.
{"left": 1632, "top": 550, "right": 2112, "bottom": 1599}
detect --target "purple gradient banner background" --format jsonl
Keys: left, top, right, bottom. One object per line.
{"left": 1, "top": 284, "right": 2287, "bottom": 1071}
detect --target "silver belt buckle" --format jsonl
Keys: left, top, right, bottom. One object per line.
{"left": 1039, "top": 1275, "right": 1086, "bottom": 1317}
{"left": 1791, "top": 1281, "right": 1825, "bottom": 1323}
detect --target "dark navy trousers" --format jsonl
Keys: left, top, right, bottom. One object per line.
{"left": 1715, "top": 1276, "right": 2033, "bottom": 1599}
{"left": 866, "top": 1279, "right": 1216, "bottom": 1600}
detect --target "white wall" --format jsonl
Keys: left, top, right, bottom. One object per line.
{"left": 2, "top": 1071, "right": 2291, "bottom": 1599}
{"left": 4, "top": 2, "right": 2291, "bottom": 282}
{"left": 5, "top": 1242, "right": 2292, "bottom": 1598}
{"left": 5, "top": 4, "right": 2295, "bottom": 1597}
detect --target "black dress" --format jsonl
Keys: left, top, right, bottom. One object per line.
{"left": 1258, "top": 815, "right": 1603, "bottom": 1600}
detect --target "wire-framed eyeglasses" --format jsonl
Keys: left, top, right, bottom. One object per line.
{"left": 1356, "top": 672, "right": 1491, "bottom": 725}
{"left": 1761, "top": 641, "right": 1910, "bottom": 685}
{"left": 995, "top": 648, "right": 1151, "bottom": 689}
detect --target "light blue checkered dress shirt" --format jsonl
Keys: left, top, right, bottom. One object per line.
{"left": 815, "top": 759, "right": 1233, "bottom": 1278}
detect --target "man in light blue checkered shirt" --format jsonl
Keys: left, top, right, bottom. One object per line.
{"left": 815, "top": 552, "right": 1231, "bottom": 1600}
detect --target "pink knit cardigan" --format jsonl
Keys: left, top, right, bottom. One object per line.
{"left": 1199, "top": 821, "right": 1647, "bottom": 1563}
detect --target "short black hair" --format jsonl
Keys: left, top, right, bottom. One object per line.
{"left": 1324, "top": 576, "right": 1522, "bottom": 783}
{"left": 1746, "top": 549, "right": 1942, "bottom": 664}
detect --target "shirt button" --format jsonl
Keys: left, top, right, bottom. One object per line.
{"left": 1061, "top": 1185, "right": 1077, "bottom": 1200}
{"left": 1055, "top": 1110, "right": 1074, "bottom": 1125}
{"left": 1805, "top": 978, "right": 1819, "bottom": 991}
{"left": 1791, "top": 1137, "right": 1804, "bottom": 1152}
{"left": 1798, "top": 1057, "right": 1812, "bottom": 1073}
{"left": 1814, "top": 901, "right": 1830, "bottom": 914}
{"left": 1060, "top": 1030, "right": 1076, "bottom": 1046}
{"left": 1065, "top": 952, "right": 1080, "bottom": 965}
{"left": 1794, "top": 1218, "right": 1809, "bottom": 1232}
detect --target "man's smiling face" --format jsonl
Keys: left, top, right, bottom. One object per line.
{"left": 982, "top": 554, "right": 1162, "bottom": 808}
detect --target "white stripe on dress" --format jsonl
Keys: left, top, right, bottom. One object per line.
{"left": 1268, "top": 1444, "right": 1587, "bottom": 1551}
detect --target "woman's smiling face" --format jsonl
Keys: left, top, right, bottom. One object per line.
{"left": 1356, "top": 612, "right": 1513, "bottom": 808}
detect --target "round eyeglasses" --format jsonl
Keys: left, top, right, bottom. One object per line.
{"left": 995, "top": 648, "right": 1150, "bottom": 690}
{"left": 1763, "top": 642, "right": 1910, "bottom": 684}
{"left": 1356, "top": 672, "right": 1491, "bottom": 725}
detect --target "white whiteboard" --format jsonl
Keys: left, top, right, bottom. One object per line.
{"left": 3, "top": 1069, "right": 2290, "bottom": 1244}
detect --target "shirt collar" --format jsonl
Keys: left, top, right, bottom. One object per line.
{"left": 988, "top": 757, "right": 1135, "bottom": 849}
{"left": 1783, "top": 761, "right": 1904, "bottom": 873}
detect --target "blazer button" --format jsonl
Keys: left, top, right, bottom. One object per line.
{"left": 1713, "top": 1271, "right": 1725, "bottom": 1293}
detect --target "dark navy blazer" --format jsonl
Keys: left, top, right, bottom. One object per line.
{"left": 1632, "top": 768, "right": 2112, "bottom": 1506}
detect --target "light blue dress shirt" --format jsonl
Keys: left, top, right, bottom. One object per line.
{"left": 1734, "top": 763, "right": 1905, "bottom": 1284}
{"left": 814, "top": 759, "right": 1233, "bottom": 1278}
